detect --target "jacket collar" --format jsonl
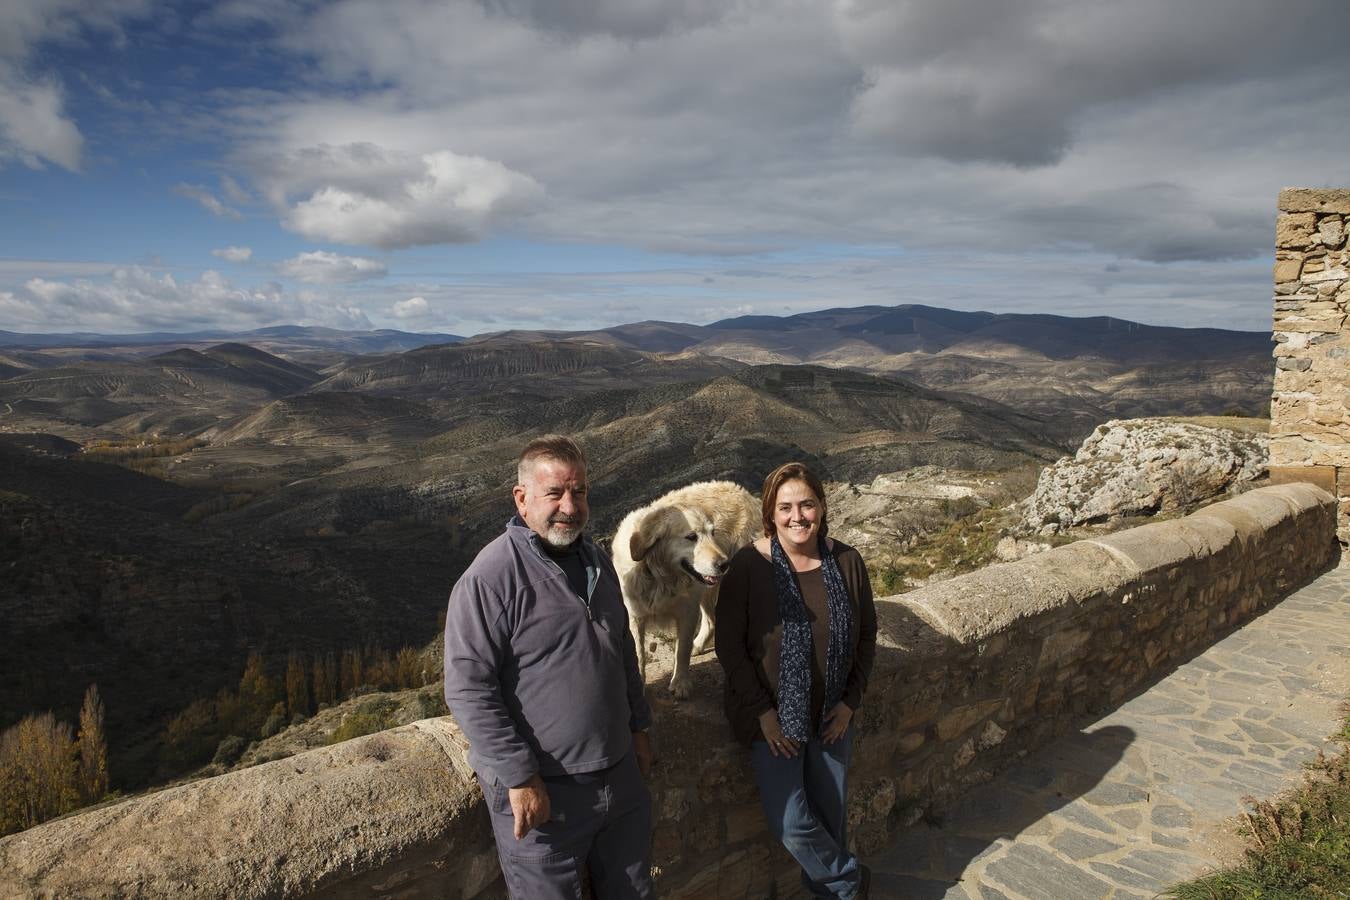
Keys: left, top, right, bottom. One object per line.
{"left": 506, "top": 516, "right": 603, "bottom": 600}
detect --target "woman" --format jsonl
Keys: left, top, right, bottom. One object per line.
{"left": 716, "top": 462, "right": 878, "bottom": 899}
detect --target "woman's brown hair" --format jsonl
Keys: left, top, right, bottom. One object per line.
{"left": 760, "top": 461, "right": 828, "bottom": 538}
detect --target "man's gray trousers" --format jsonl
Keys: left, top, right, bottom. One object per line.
{"left": 480, "top": 749, "right": 655, "bottom": 899}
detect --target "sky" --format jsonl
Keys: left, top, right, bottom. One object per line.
{"left": 1, "top": 0, "right": 1347, "bottom": 337}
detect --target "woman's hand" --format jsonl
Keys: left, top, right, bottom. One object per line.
{"left": 821, "top": 702, "right": 853, "bottom": 744}
{"left": 758, "top": 708, "right": 799, "bottom": 758}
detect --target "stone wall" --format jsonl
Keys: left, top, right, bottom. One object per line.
{"left": 1270, "top": 187, "right": 1350, "bottom": 544}
{"left": 0, "top": 483, "right": 1335, "bottom": 900}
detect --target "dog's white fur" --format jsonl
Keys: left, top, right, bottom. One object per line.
{"left": 611, "top": 480, "right": 760, "bottom": 699}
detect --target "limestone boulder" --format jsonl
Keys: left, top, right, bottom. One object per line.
{"left": 1018, "top": 418, "right": 1268, "bottom": 534}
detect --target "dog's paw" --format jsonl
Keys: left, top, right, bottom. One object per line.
{"left": 669, "top": 672, "right": 692, "bottom": 701}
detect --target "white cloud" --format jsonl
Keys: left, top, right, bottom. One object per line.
{"left": 278, "top": 250, "right": 387, "bottom": 284}
{"left": 249, "top": 143, "right": 543, "bottom": 249}
{"left": 0, "top": 259, "right": 118, "bottom": 278}
{"left": 0, "top": 0, "right": 153, "bottom": 171}
{"left": 390, "top": 296, "right": 429, "bottom": 319}
{"left": 173, "top": 182, "right": 243, "bottom": 220}
{"left": 348, "top": 241, "right": 1270, "bottom": 335}
{"left": 219, "top": 174, "right": 253, "bottom": 205}
{"left": 219, "top": 0, "right": 1341, "bottom": 268}
{"left": 0, "top": 66, "right": 83, "bottom": 170}
{"left": 0, "top": 266, "right": 372, "bottom": 332}
{"left": 836, "top": 0, "right": 1345, "bottom": 167}
{"left": 479, "top": 0, "right": 729, "bottom": 39}
{"left": 8, "top": 0, "right": 1346, "bottom": 334}
{"left": 0, "top": 0, "right": 151, "bottom": 60}
{"left": 212, "top": 246, "right": 253, "bottom": 263}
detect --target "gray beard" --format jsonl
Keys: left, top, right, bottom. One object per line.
{"left": 544, "top": 524, "right": 582, "bottom": 547}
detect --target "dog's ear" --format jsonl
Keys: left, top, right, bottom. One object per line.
{"left": 629, "top": 506, "right": 683, "bottom": 562}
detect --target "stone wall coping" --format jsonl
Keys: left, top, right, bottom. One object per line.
{"left": 0, "top": 719, "right": 490, "bottom": 900}
{"left": 901, "top": 484, "right": 1330, "bottom": 646}
{"left": 901, "top": 541, "right": 1132, "bottom": 646}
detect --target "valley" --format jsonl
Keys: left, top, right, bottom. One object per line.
{"left": 0, "top": 304, "right": 1272, "bottom": 798}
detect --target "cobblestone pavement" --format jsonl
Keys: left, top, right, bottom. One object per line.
{"left": 866, "top": 565, "right": 1350, "bottom": 899}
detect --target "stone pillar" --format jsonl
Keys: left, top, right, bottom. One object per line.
{"left": 1269, "top": 188, "right": 1350, "bottom": 545}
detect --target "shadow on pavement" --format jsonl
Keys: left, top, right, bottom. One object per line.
{"left": 867, "top": 724, "right": 1136, "bottom": 899}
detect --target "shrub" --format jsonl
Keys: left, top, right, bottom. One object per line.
{"left": 259, "top": 713, "right": 287, "bottom": 740}
{"left": 161, "top": 698, "right": 220, "bottom": 770}
{"left": 418, "top": 689, "right": 449, "bottom": 720}
{"left": 212, "top": 735, "right": 247, "bottom": 767}
{"left": 327, "top": 697, "right": 398, "bottom": 746}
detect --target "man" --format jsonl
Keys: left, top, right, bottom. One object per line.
{"left": 444, "top": 435, "right": 655, "bottom": 899}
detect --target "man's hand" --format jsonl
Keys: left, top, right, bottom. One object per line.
{"left": 821, "top": 701, "right": 853, "bottom": 744}
{"left": 508, "top": 774, "right": 551, "bottom": 839}
{"left": 633, "top": 730, "right": 653, "bottom": 777}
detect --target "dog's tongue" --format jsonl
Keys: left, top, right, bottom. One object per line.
{"left": 703, "top": 574, "right": 721, "bottom": 585}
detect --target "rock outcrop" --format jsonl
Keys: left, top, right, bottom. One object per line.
{"left": 1019, "top": 418, "right": 1267, "bottom": 534}
{"left": 826, "top": 466, "right": 991, "bottom": 557}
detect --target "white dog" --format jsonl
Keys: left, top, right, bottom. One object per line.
{"left": 611, "top": 481, "right": 759, "bottom": 700}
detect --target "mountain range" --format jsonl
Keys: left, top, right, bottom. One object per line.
{"left": 0, "top": 303, "right": 1273, "bottom": 787}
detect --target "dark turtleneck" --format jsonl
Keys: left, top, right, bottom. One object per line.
{"left": 542, "top": 537, "right": 588, "bottom": 600}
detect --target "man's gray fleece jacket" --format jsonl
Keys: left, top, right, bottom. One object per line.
{"left": 444, "top": 518, "right": 652, "bottom": 788}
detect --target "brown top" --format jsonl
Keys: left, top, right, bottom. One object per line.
{"left": 714, "top": 539, "right": 878, "bottom": 744}
{"left": 797, "top": 567, "right": 829, "bottom": 727}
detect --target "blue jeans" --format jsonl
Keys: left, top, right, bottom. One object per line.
{"left": 750, "top": 726, "right": 861, "bottom": 898}
{"left": 480, "top": 749, "right": 654, "bottom": 900}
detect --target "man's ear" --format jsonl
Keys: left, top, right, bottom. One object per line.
{"left": 512, "top": 484, "right": 528, "bottom": 518}
{"left": 629, "top": 506, "right": 681, "bottom": 562}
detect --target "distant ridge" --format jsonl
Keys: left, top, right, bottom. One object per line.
{"left": 0, "top": 326, "right": 463, "bottom": 352}
{"left": 703, "top": 304, "right": 1265, "bottom": 360}
{"left": 1, "top": 305, "right": 1263, "bottom": 356}
{"left": 0, "top": 304, "right": 1272, "bottom": 433}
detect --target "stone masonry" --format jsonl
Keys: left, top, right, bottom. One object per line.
{"left": 1270, "top": 187, "right": 1350, "bottom": 544}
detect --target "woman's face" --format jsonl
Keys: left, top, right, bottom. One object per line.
{"left": 773, "top": 478, "right": 823, "bottom": 552}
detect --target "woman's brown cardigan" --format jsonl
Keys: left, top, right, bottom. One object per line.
{"left": 714, "top": 539, "right": 879, "bottom": 745}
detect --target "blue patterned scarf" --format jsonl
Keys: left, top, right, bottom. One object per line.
{"left": 770, "top": 534, "right": 854, "bottom": 743}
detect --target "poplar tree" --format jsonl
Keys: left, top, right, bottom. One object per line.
{"left": 366, "top": 646, "right": 394, "bottom": 690}
{"left": 0, "top": 713, "right": 78, "bottom": 835}
{"left": 339, "top": 648, "right": 363, "bottom": 698}
{"left": 76, "top": 684, "right": 109, "bottom": 804}
{"left": 312, "top": 652, "right": 338, "bottom": 708}
{"left": 285, "top": 652, "right": 310, "bottom": 717}
{"left": 237, "top": 653, "right": 279, "bottom": 736}
{"left": 396, "top": 647, "right": 423, "bottom": 690}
